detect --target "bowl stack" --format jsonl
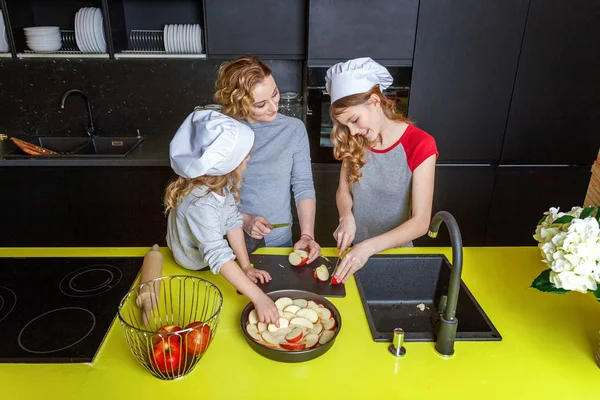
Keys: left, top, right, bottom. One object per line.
{"left": 24, "top": 26, "right": 62, "bottom": 52}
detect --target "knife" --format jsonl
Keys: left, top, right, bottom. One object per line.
{"left": 331, "top": 247, "right": 350, "bottom": 284}
{"left": 270, "top": 223, "right": 291, "bottom": 229}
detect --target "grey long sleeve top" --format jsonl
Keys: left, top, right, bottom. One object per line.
{"left": 166, "top": 185, "right": 243, "bottom": 273}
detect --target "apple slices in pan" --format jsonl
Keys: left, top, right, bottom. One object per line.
{"left": 245, "top": 297, "right": 337, "bottom": 352}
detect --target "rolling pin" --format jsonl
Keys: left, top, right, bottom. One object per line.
{"left": 136, "top": 244, "right": 163, "bottom": 326}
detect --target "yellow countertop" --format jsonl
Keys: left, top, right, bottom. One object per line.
{"left": 0, "top": 246, "right": 598, "bottom": 400}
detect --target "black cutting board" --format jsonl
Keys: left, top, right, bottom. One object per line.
{"left": 247, "top": 254, "right": 346, "bottom": 298}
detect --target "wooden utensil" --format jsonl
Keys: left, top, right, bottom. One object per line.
{"left": 10, "top": 137, "right": 58, "bottom": 155}
{"left": 136, "top": 244, "right": 163, "bottom": 326}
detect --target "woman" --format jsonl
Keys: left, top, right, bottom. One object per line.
{"left": 214, "top": 56, "right": 321, "bottom": 262}
{"left": 327, "top": 58, "right": 438, "bottom": 283}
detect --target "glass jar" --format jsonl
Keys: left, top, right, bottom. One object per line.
{"left": 278, "top": 92, "right": 302, "bottom": 119}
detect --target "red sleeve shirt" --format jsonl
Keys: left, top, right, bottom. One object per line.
{"left": 371, "top": 124, "right": 439, "bottom": 172}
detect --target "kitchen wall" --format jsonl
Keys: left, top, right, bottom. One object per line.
{"left": 0, "top": 59, "right": 302, "bottom": 138}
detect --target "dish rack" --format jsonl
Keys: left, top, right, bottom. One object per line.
{"left": 129, "top": 29, "right": 165, "bottom": 52}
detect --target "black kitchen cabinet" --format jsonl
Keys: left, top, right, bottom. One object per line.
{"left": 485, "top": 166, "right": 592, "bottom": 246}
{"left": 307, "top": 0, "right": 418, "bottom": 64}
{"left": 500, "top": 0, "right": 600, "bottom": 165}
{"left": 312, "top": 163, "right": 340, "bottom": 247}
{"left": 408, "top": 0, "right": 529, "bottom": 163}
{"left": 414, "top": 164, "right": 496, "bottom": 247}
{"left": 204, "top": 0, "right": 305, "bottom": 59}
{"left": 65, "top": 167, "right": 173, "bottom": 246}
{"left": 0, "top": 167, "right": 74, "bottom": 246}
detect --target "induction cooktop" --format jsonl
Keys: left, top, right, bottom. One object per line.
{"left": 0, "top": 257, "right": 142, "bottom": 363}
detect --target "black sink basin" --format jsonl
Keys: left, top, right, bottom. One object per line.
{"left": 354, "top": 254, "right": 501, "bottom": 342}
{"left": 3, "top": 136, "right": 145, "bottom": 158}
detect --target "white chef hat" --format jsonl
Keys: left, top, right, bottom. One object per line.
{"left": 325, "top": 57, "right": 393, "bottom": 104}
{"left": 169, "top": 110, "right": 254, "bottom": 178}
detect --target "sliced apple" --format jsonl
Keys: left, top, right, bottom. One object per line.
{"left": 322, "top": 317, "right": 336, "bottom": 331}
{"left": 246, "top": 324, "right": 261, "bottom": 341}
{"left": 285, "top": 327, "right": 304, "bottom": 343}
{"left": 270, "top": 327, "right": 293, "bottom": 338}
{"left": 308, "top": 322, "right": 323, "bottom": 336}
{"left": 256, "top": 339, "right": 279, "bottom": 349}
{"left": 267, "top": 317, "right": 290, "bottom": 332}
{"left": 318, "top": 330, "right": 335, "bottom": 345}
{"left": 283, "top": 305, "right": 301, "bottom": 314}
{"left": 275, "top": 297, "right": 293, "bottom": 310}
{"left": 289, "top": 317, "right": 313, "bottom": 329}
{"left": 288, "top": 249, "right": 309, "bottom": 266}
{"left": 292, "top": 298, "right": 307, "bottom": 308}
{"left": 296, "top": 308, "right": 319, "bottom": 324}
{"left": 261, "top": 331, "right": 283, "bottom": 345}
{"left": 278, "top": 309, "right": 284, "bottom": 318}
{"left": 283, "top": 311, "right": 297, "bottom": 320}
{"left": 317, "top": 307, "right": 332, "bottom": 321}
{"left": 280, "top": 342, "right": 306, "bottom": 351}
{"left": 314, "top": 265, "right": 330, "bottom": 282}
{"left": 307, "top": 300, "right": 320, "bottom": 311}
{"left": 248, "top": 309, "right": 259, "bottom": 325}
{"left": 257, "top": 322, "right": 268, "bottom": 333}
{"left": 303, "top": 334, "right": 319, "bottom": 349}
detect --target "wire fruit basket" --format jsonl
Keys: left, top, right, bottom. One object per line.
{"left": 118, "top": 275, "right": 223, "bottom": 380}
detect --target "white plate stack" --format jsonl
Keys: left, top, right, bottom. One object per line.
{"left": 0, "top": 10, "right": 9, "bottom": 52}
{"left": 163, "top": 24, "right": 202, "bottom": 54}
{"left": 24, "top": 26, "right": 61, "bottom": 52}
{"left": 75, "top": 7, "right": 106, "bottom": 53}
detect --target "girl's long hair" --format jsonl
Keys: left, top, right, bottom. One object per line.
{"left": 329, "top": 85, "right": 411, "bottom": 185}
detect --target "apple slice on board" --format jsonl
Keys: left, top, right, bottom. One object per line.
{"left": 322, "top": 317, "right": 336, "bottom": 331}
{"left": 319, "top": 330, "right": 335, "bottom": 345}
{"left": 248, "top": 309, "right": 259, "bottom": 325}
{"left": 296, "top": 308, "right": 319, "bottom": 324}
{"left": 246, "top": 324, "right": 261, "bottom": 341}
{"left": 285, "top": 327, "right": 304, "bottom": 343}
{"left": 313, "top": 265, "right": 330, "bottom": 282}
{"left": 283, "top": 305, "right": 301, "bottom": 315}
{"left": 308, "top": 322, "right": 323, "bottom": 336}
{"left": 268, "top": 317, "right": 290, "bottom": 332}
{"left": 280, "top": 342, "right": 306, "bottom": 351}
{"left": 288, "top": 249, "right": 309, "bottom": 266}
{"left": 293, "top": 298, "right": 308, "bottom": 308}
{"left": 275, "top": 297, "right": 294, "bottom": 310}
{"left": 317, "top": 307, "right": 332, "bottom": 321}
{"left": 289, "top": 317, "right": 313, "bottom": 329}
{"left": 303, "top": 334, "right": 319, "bottom": 349}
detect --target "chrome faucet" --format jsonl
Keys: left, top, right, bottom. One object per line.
{"left": 60, "top": 89, "right": 96, "bottom": 137}
{"left": 428, "top": 211, "right": 463, "bottom": 357}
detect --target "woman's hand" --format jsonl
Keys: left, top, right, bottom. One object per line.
{"left": 333, "top": 242, "right": 374, "bottom": 284}
{"left": 243, "top": 214, "right": 272, "bottom": 239}
{"left": 333, "top": 215, "right": 356, "bottom": 255}
{"left": 243, "top": 266, "right": 272, "bottom": 284}
{"left": 253, "top": 294, "right": 279, "bottom": 325}
{"left": 293, "top": 236, "right": 321, "bottom": 264}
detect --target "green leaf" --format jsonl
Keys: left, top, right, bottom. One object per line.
{"left": 553, "top": 215, "right": 575, "bottom": 224}
{"left": 580, "top": 207, "right": 596, "bottom": 219}
{"left": 537, "top": 215, "right": 547, "bottom": 225}
{"left": 531, "top": 270, "right": 569, "bottom": 294}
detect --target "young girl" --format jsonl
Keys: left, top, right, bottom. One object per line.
{"left": 327, "top": 58, "right": 438, "bottom": 284}
{"left": 165, "top": 110, "right": 279, "bottom": 324}
{"left": 214, "top": 56, "right": 321, "bottom": 262}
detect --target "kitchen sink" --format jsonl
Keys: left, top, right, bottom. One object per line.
{"left": 3, "top": 136, "right": 145, "bottom": 158}
{"left": 354, "top": 254, "right": 501, "bottom": 342}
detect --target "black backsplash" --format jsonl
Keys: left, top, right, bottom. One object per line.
{"left": 0, "top": 59, "right": 302, "bottom": 138}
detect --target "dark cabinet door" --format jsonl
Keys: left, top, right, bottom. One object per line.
{"left": 0, "top": 167, "right": 74, "bottom": 246}
{"left": 312, "top": 163, "right": 340, "bottom": 247}
{"left": 204, "top": 0, "right": 306, "bottom": 58}
{"left": 500, "top": 0, "right": 600, "bottom": 165}
{"left": 414, "top": 165, "right": 496, "bottom": 247}
{"left": 485, "top": 166, "right": 592, "bottom": 246}
{"left": 307, "top": 0, "right": 418, "bottom": 63}
{"left": 65, "top": 167, "right": 174, "bottom": 247}
{"left": 408, "top": 0, "right": 529, "bottom": 163}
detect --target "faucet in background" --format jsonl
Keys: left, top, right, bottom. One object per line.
{"left": 428, "top": 211, "right": 463, "bottom": 357}
{"left": 60, "top": 89, "right": 96, "bottom": 137}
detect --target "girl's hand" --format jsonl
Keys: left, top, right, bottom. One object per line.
{"left": 243, "top": 214, "right": 272, "bottom": 239}
{"left": 253, "top": 295, "right": 279, "bottom": 325}
{"left": 333, "top": 242, "right": 374, "bottom": 284}
{"left": 244, "top": 266, "right": 272, "bottom": 284}
{"left": 333, "top": 215, "right": 356, "bottom": 255}
{"left": 293, "top": 236, "right": 321, "bottom": 264}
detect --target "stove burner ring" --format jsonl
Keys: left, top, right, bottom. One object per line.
{"left": 17, "top": 307, "right": 96, "bottom": 354}
{"left": 60, "top": 264, "right": 122, "bottom": 297}
{"left": 0, "top": 286, "right": 16, "bottom": 323}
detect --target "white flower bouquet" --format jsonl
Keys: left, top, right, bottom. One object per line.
{"left": 532, "top": 206, "right": 600, "bottom": 299}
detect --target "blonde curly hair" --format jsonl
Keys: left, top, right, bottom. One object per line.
{"left": 163, "top": 158, "right": 247, "bottom": 215}
{"left": 214, "top": 56, "right": 272, "bottom": 120}
{"left": 330, "top": 86, "right": 411, "bottom": 185}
